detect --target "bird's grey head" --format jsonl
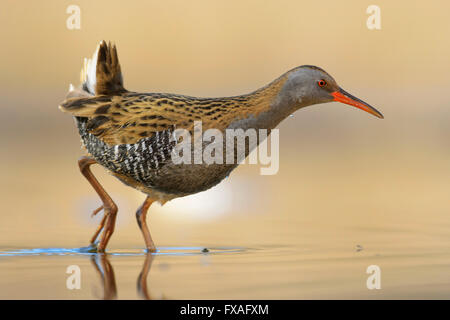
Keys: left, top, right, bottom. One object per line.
{"left": 275, "top": 65, "right": 383, "bottom": 119}
{"left": 281, "top": 65, "right": 339, "bottom": 107}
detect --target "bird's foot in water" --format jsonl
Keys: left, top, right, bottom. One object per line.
{"left": 79, "top": 242, "right": 101, "bottom": 253}
{"left": 144, "top": 247, "right": 157, "bottom": 253}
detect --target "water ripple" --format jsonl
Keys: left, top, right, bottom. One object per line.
{"left": 0, "top": 246, "right": 249, "bottom": 257}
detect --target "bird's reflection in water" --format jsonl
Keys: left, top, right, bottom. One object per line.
{"left": 90, "top": 253, "right": 155, "bottom": 300}
{"left": 137, "top": 253, "right": 154, "bottom": 299}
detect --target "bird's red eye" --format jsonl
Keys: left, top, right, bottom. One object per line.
{"left": 317, "top": 79, "right": 327, "bottom": 87}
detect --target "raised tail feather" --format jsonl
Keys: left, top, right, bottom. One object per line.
{"left": 59, "top": 40, "right": 126, "bottom": 112}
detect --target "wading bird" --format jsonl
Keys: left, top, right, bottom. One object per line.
{"left": 59, "top": 41, "right": 383, "bottom": 252}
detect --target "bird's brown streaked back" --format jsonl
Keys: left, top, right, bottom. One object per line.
{"left": 60, "top": 79, "right": 289, "bottom": 145}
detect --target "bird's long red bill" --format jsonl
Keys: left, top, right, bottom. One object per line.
{"left": 332, "top": 88, "right": 383, "bottom": 119}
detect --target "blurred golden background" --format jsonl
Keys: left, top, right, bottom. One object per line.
{"left": 0, "top": 0, "right": 449, "bottom": 299}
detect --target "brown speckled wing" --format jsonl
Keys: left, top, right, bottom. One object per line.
{"left": 59, "top": 77, "right": 285, "bottom": 146}
{"left": 60, "top": 93, "right": 202, "bottom": 145}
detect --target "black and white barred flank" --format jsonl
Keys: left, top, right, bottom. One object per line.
{"left": 75, "top": 117, "right": 176, "bottom": 186}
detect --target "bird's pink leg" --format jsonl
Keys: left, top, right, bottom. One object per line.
{"left": 136, "top": 196, "right": 156, "bottom": 252}
{"left": 78, "top": 156, "right": 118, "bottom": 252}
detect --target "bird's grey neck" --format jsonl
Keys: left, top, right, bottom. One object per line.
{"left": 228, "top": 84, "right": 305, "bottom": 131}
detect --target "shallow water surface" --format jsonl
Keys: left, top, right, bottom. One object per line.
{"left": 2, "top": 234, "right": 450, "bottom": 299}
